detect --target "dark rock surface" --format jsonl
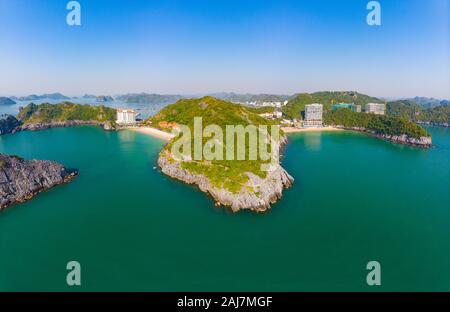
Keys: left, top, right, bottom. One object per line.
{"left": 158, "top": 152, "right": 294, "bottom": 213}
{"left": 0, "top": 154, "right": 78, "bottom": 210}
{"left": 0, "top": 114, "right": 21, "bottom": 135}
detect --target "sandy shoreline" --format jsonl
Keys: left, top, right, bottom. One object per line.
{"left": 128, "top": 126, "right": 175, "bottom": 141}
{"left": 130, "top": 126, "right": 341, "bottom": 140}
{"left": 281, "top": 126, "right": 343, "bottom": 133}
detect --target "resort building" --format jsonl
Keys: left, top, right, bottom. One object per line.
{"left": 274, "top": 108, "right": 283, "bottom": 119}
{"left": 366, "top": 103, "right": 386, "bottom": 115}
{"left": 259, "top": 108, "right": 283, "bottom": 120}
{"left": 332, "top": 103, "right": 356, "bottom": 112}
{"left": 304, "top": 103, "right": 323, "bottom": 127}
{"left": 116, "top": 109, "right": 137, "bottom": 124}
{"left": 355, "top": 105, "right": 362, "bottom": 113}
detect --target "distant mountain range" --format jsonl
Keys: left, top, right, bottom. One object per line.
{"left": 116, "top": 93, "right": 184, "bottom": 104}
{"left": 95, "top": 95, "right": 114, "bottom": 102}
{"left": 116, "top": 92, "right": 290, "bottom": 104}
{"left": 208, "top": 92, "right": 290, "bottom": 103}
{"left": 405, "top": 97, "right": 449, "bottom": 109}
{"left": 0, "top": 97, "right": 16, "bottom": 105}
{"left": 11, "top": 93, "right": 70, "bottom": 101}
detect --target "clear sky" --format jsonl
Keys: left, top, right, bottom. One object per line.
{"left": 0, "top": 0, "right": 449, "bottom": 98}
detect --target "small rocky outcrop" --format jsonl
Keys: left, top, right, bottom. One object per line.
{"left": 103, "top": 121, "right": 117, "bottom": 131}
{"left": 0, "top": 114, "right": 21, "bottom": 135}
{"left": 0, "top": 154, "right": 78, "bottom": 210}
{"left": 158, "top": 153, "right": 294, "bottom": 213}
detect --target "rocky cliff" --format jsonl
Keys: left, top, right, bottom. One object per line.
{"left": 334, "top": 126, "right": 432, "bottom": 147}
{"left": 0, "top": 114, "right": 21, "bottom": 135}
{"left": 0, "top": 154, "right": 78, "bottom": 210}
{"left": 158, "top": 152, "right": 294, "bottom": 212}
{"left": 18, "top": 120, "right": 103, "bottom": 131}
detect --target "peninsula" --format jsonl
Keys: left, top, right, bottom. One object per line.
{"left": 146, "top": 96, "right": 294, "bottom": 212}
{"left": 16, "top": 102, "right": 116, "bottom": 131}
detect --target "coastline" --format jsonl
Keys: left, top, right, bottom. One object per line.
{"left": 281, "top": 126, "right": 343, "bottom": 133}
{"left": 127, "top": 126, "right": 175, "bottom": 141}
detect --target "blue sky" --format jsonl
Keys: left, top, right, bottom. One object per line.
{"left": 0, "top": 0, "right": 449, "bottom": 98}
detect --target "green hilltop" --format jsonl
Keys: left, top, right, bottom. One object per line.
{"left": 283, "top": 91, "right": 383, "bottom": 119}
{"left": 148, "top": 96, "right": 278, "bottom": 193}
{"left": 148, "top": 96, "right": 276, "bottom": 128}
{"left": 17, "top": 102, "right": 116, "bottom": 124}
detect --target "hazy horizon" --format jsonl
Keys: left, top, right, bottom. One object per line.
{"left": 2, "top": 90, "right": 449, "bottom": 102}
{"left": 1, "top": 0, "right": 449, "bottom": 98}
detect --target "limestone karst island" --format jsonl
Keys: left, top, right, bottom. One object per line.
{"left": 1, "top": 0, "right": 449, "bottom": 296}
{"left": 0, "top": 91, "right": 440, "bottom": 212}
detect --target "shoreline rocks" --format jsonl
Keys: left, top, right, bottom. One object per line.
{"left": 417, "top": 121, "right": 449, "bottom": 128}
{"left": 0, "top": 154, "right": 78, "bottom": 210}
{"left": 158, "top": 152, "right": 294, "bottom": 213}
{"left": 18, "top": 120, "right": 104, "bottom": 132}
{"left": 334, "top": 126, "right": 432, "bottom": 148}
{"left": 0, "top": 114, "right": 21, "bottom": 135}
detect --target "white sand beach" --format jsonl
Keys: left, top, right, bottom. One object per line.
{"left": 128, "top": 127, "right": 175, "bottom": 141}
{"left": 281, "top": 126, "right": 343, "bottom": 133}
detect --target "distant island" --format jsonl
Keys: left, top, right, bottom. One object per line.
{"left": 0, "top": 97, "right": 16, "bottom": 106}
{"left": 208, "top": 92, "right": 290, "bottom": 104}
{"left": 116, "top": 93, "right": 183, "bottom": 104}
{"left": 14, "top": 93, "right": 70, "bottom": 101}
{"left": 96, "top": 95, "right": 114, "bottom": 102}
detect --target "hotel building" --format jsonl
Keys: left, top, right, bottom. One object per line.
{"left": 304, "top": 104, "right": 323, "bottom": 127}
{"left": 116, "top": 109, "right": 137, "bottom": 124}
{"left": 366, "top": 103, "right": 386, "bottom": 115}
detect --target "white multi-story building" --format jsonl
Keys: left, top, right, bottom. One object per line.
{"left": 116, "top": 109, "right": 137, "bottom": 124}
{"left": 304, "top": 104, "right": 323, "bottom": 127}
{"left": 273, "top": 108, "right": 282, "bottom": 119}
{"left": 366, "top": 103, "right": 386, "bottom": 115}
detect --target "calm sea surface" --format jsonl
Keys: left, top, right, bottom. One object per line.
{"left": 0, "top": 126, "right": 449, "bottom": 291}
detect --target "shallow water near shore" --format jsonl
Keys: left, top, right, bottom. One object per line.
{"left": 0, "top": 126, "right": 449, "bottom": 291}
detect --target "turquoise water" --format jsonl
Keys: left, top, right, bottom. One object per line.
{"left": 0, "top": 126, "right": 449, "bottom": 291}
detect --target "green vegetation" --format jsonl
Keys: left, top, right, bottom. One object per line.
{"left": 416, "top": 105, "right": 450, "bottom": 124}
{"left": 245, "top": 106, "right": 276, "bottom": 114}
{"left": 116, "top": 93, "right": 183, "bottom": 104}
{"left": 324, "top": 109, "right": 430, "bottom": 139}
{"left": 17, "top": 102, "right": 116, "bottom": 124}
{"left": 388, "top": 100, "right": 449, "bottom": 124}
{"left": 210, "top": 92, "right": 289, "bottom": 103}
{"left": 387, "top": 100, "right": 422, "bottom": 120}
{"left": 149, "top": 96, "right": 277, "bottom": 193}
{"left": 283, "top": 91, "right": 383, "bottom": 119}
